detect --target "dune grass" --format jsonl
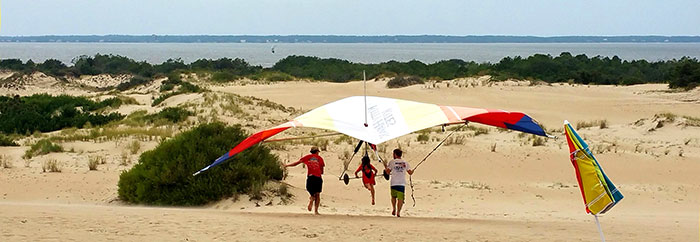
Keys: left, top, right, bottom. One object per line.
{"left": 655, "top": 112, "right": 677, "bottom": 122}
{"left": 1, "top": 155, "right": 12, "bottom": 168}
{"left": 23, "top": 139, "right": 63, "bottom": 159}
{"left": 576, "top": 119, "right": 609, "bottom": 129}
{"left": 682, "top": 115, "right": 700, "bottom": 127}
{"left": 42, "top": 159, "right": 62, "bottom": 173}
{"left": 128, "top": 140, "right": 141, "bottom": 155}
{"left": 87, "top": 156, "right": 104, "bottom": 171}
{"left": 51, "top": 126, "right": 174, "bottom": 143}
{"left": 654, "top": 112, "right": 700, "bottom": 127}
{"left": 443, "top": 135, "right": 466, "bottom": 146}
{"left": 532, "top": 136, "right": 545, "bottom": 146}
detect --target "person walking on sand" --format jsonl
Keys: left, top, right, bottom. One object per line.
{"left": 385, "top": 148, "right": 413, "bottom": 217}
{"left": 285, "top": 146, "right": 325, "bottom": 215}
{"left": 354, "top": 155, "right": 378, "bottom": 205}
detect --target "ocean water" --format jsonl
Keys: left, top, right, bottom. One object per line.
{"left": 1, "top": 43, "right": 699, "bottom": 67}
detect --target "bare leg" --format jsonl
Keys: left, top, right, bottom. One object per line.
{"left": 308, "top": 196, "right": 314, "bottom": 211}
{"left": 396, "top": 199, "right": 403, "bottom": 217}
{"left": 314, "top": 193, "right": 321, "bottom": 215}
{"left": 391, "top": 197, "right": 396, "bottom": 216}
{"left": 369, "top": 185, "right": 375, "bottom": 205}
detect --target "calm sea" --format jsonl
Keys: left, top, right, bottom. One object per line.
{"left": 1, "top": 43, "right": 699, "bottom": 67}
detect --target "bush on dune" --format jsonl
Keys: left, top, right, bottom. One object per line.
{"left": 117, "top": 123, "right": 283, "bottom": 206}
{"left": 116, "top": 76, "right": 153, "bottom": 91}
{"left": 0, "top": 134, "right": 19, "bottom": 146}
{"left": 387, "top": 75, "right": 425, "bottom": 88}
{"left": 250, "top": 71, "right": 295, "bottom": 82}
{"left": 152, "top": 72, "right": 203, "bottom": 106}
{"left": 0, "top": 94, "right": 125, "bottom": 135}
{"left": 146, "top": 107, "right": 193, "bottom": 123}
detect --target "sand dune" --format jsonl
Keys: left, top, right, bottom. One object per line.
{"left": 1, "top": 76, "right": 699, "bottom": 241}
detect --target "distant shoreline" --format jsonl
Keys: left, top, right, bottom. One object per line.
{"left": 2, "top": 35, "right": 700, "bottom": 43}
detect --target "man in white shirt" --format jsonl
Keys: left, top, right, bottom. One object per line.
{"left": 384, "top": 148, "right": 414, "bottom": 217}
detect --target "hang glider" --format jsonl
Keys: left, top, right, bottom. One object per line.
{"left": 194, "top": 96, "right": 551, "bottom": 176}
{"left": 564, "top": 120, "right": 623, "bottom": 215}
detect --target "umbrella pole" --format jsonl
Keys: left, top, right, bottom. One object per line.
{"left": 594, "top": 214, "right": 606, "bottom": 242}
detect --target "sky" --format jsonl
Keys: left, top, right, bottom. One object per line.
{"left": 1, "top": 0, "right": 700, "bottom": 36}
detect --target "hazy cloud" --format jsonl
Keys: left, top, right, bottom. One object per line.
{"left": 2, "top": 0, "right": 699, "bottom": 36}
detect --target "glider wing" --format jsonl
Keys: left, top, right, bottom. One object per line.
{"left": 194, "top": 96, "right": 549, "bottom": 175}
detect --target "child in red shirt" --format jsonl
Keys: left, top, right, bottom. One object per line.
{"left": 354, "top": 156, "right": 378, "bottom": 205}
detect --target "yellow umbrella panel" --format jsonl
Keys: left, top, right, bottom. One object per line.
{"left": 564, "top": 120, "right": 623, "bottom": 215}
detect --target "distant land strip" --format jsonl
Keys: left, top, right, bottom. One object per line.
{"left": 1, "top": 35, "right": 700, "bottom": 43}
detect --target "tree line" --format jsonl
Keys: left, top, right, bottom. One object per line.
{"left": 0, "top": 53, "right": 697, "bottom": 89}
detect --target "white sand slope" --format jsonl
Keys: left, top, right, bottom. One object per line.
{"left": 1, "top": 77, "right": 698, "bottom": 241}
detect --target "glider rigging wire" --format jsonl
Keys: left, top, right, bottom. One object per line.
{"left": 409, "top": 122, "right": 468, "bottom": 207}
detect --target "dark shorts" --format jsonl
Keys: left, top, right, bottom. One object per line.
{"left": 306, "top": 175, "right": 323, "bottom": 195}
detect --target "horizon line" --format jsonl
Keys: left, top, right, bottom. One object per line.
{"left": 2, "top": 35, "right": 700, "bottom": 43}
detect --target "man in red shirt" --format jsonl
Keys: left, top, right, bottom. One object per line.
{"left": 285, "top": 146, "right": 325, "bottom": 215}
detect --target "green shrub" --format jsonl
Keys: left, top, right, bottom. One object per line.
{"left": 416, "top": 133, "right": 430, "bottom": 143}
{"left": 117, "top": 123, "right": 283, "bottom": 206}
{"left": 179, "top": 81, "right": 201, "bottom": 93}
{"left": 146, "top": 107, "right": 192, "bottom": 123}
{"left": 23, "top": 139, "right": 63, "bottom": 159}
{"left": 151, "top": 93, "right": 177, "bottom": 106}
{"left": 116, "top": 76, "right": 152, "bottom": 91}
{"left": 160, "top": 83, "right": 175, "bottom": 92}
{"left": 387, "top": 75, "right": 425, "bottom": 88}
{"left": 152, "top": 81, "right": 202, "bottom": 106}
{"left": 211, "top": 71, "right": 236, "bottom": 82}
{"left": 251, "top": 71, "right": 295, "bottom": 82}
{"left": 0, "top": 134, "right": 18, "bottom": 146}
{"left": 0, "top": 94, "right": 125, "bottom": 134}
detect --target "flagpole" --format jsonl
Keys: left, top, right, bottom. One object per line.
{"left": 363, "top": 70, "right": 368, "bottom": 127}
{"left": 594, "top": 214, "right": 606, "bottom": 242}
